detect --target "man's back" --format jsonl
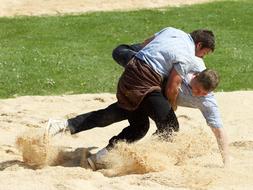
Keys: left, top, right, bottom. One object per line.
{"left": 136, "top": 27, "right": 196, "bottom": 77}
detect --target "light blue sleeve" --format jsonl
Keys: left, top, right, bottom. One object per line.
{"left": 173, "top": 56, "right": 205, "bottom": 79}
{"left": 199, "top": 94, "right": 223, "bottom": 128}
{"left": 173, "top": 61, "right": 191, "bottom": 80}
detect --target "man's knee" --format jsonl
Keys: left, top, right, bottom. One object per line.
{"left": 155, "top": 108, "right": 179, "bottom": 136}
{"left": 112, "top": 44, "right": 142, "bottom": 67}
{"left": 112, "top": 44, "right": 133, "bottom": 67}
{"left": 136, "top": 121, "right": 150, "bottom": 139}
{"left": 153, "top": 116, "right": 179, "bottom": 141}
{"left": 107, "top": 120, "right": 150, "bottom": 149}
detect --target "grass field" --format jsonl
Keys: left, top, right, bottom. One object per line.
{"left": 0, "top": 0, "right": 252, "bottom": 98}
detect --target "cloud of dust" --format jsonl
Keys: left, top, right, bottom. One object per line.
{"left": 15, "top": 129, "right": 62, "bottom": 168}
{"left": 103, "top": 127, "right": 213, "bottom": 176}
{"left": 14, "top": 126, "right": 220, "bottom": 189}
{"left": 100, "top": 127, "right": 219, "bottom": 189}
{"left": 15, "top": 129, "right": 91, "bottom": 169}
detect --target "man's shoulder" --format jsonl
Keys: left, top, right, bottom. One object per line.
{"left": 158, "top": 27, "right": 187, "bottom": 36}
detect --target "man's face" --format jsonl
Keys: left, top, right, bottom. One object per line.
{"left": 195, "top": 42, "right": 212, "bottom": 58}
{"left": 190, "top": 77, "right": 209, "bottom": 96}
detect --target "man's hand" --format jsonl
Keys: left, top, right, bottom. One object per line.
{"left": 211, "top": 127, "right": 230, "bottom": 168}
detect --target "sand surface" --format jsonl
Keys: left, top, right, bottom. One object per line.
{"left": 0, "top": 92, "right": 253, "bottom": 190}
{"left": 0, "top": 0, "right": 216, "bottom": 17}
{"left": 1, "top": 0, "right": 253, "bottom": 190}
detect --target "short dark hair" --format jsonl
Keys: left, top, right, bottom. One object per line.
{"left": 190, "top": 29, "right": 215, "bottom": 52}
{"left": 196, "top": 69, "right": 219, "bottom": 92}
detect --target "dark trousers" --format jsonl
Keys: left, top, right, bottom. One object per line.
{"left": 68, "top": 91, "right": 178, "bottom": 149}
{"left": 108, "top": 91, "right": 178, "bottom": 148}
{"left": 68, "top": 102, "right": 130, "bottom": 134}
{"left": 68, "top": 44, "right": 179, "bottom": 149}
{"left": 112, "top": 44, "right": 143, "bottom": 67}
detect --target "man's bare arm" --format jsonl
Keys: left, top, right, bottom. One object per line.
{"left": 165, "top": 68, "right": 182, "bottom": 111}
{"left": 211, "top": 127, "right": 230, "bottom": 168}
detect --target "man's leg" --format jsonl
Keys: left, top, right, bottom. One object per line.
{"left": 68, "top": 102, "right": 130, "bottom": 134}
{"left": 106, "top": 108, "right": 150, "bottom": 149}
{"left": 84, "top": 104, "right": 150, "bottom": 170}
{"left": 87, "top": 91, "right": 177, "bottom": 170}
{"left": 139, "top": 91, "right": 179, "bottom": 139}
{"left": 46, "top": 102, "right": 130, "bottom": 137}
{"left": 104, "top": 91, "right": 179, "bottom": 149}
{"left": 112, "top": 43, "right": 142, "bottom": 67}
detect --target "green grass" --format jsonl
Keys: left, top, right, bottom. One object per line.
{"left": 0, "top": 0, "right": 252, "bottom": 98}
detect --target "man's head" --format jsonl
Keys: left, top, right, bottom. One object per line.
{"left": 190, "top": 29, "right": 215, "bottom": 58}
{"left": 190, "top": 69, "right": 219, "bottom": 96}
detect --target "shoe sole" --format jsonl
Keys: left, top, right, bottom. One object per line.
{"left": 44, "top": 119, "right": 53, "bottom": 137}
{"left": 87, "top": 157, "right": 96, "bottom": 171}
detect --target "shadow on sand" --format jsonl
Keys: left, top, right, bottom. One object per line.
{"left": 0, "top": 146, "right": 97, "bottom": 171}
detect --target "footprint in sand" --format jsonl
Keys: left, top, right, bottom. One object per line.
{"left": 94, "top": 97, "right": 105, "bottom": 102}
{"left": 230, "top": 141, "right": 253, "bottom": 150}
{"left": 178, "top": 115, "right": 191, "bottom": 120}
{"left": 1, "top": 145, "right": 19, "bottom": 155}
{"left": 25, "top": 123, "right": 41, "bottom": 128}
